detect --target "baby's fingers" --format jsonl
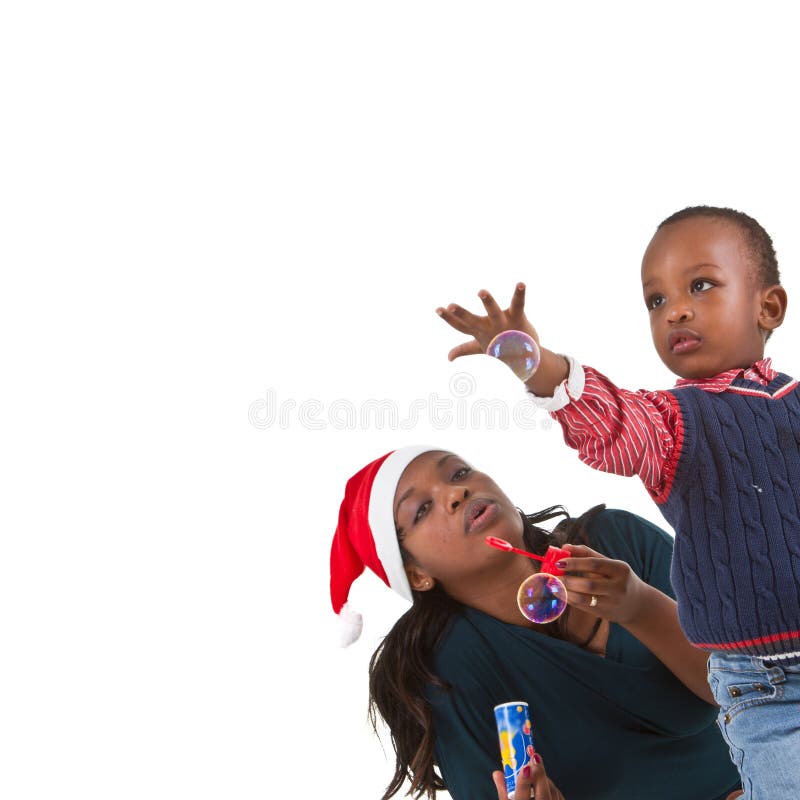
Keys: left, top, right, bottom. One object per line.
{"left": 436, "top": 304, "right": 484, "bottom": 335}
{"left": 478, "top": 290, "right": 505, "bottom": 324}
{"left": 448, "top": 340, "right": 483, "bottom": 361}
{"left": 509, "top": 282, "right": 527, "bottom": 318}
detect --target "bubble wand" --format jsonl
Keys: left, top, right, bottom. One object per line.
{"left": 484, "top": 536, "right": 569, "bottom": 575}
{"left": 485, "top": 536, "right": 571, "bottom": 623}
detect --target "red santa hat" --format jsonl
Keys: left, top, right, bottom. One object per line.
{"left": 330, "top": 445, "right": 435, "bottom": 646}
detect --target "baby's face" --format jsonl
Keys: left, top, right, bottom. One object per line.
{"left": 641, "top": 217, "right": 767, "bottom": 379}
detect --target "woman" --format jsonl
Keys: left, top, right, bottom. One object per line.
{"left": 330, "top": 445, "right": 742, "bottom": 800}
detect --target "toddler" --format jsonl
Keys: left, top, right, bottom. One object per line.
{"left": 438, "top": 206, "right": 799, "bottom": 800}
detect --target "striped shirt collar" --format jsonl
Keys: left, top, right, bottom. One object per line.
{"left": 674, "top": 358, "right": 777, "bottom": 392}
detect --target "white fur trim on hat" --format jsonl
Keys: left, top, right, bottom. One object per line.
{"left": 368, "top": 445, "right": 436, "bottom": 604}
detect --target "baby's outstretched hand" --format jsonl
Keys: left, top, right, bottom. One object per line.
{"left": 436, "top": 283, "right": 539, "bottom": 362}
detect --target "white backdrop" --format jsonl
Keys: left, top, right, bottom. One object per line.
{"left": 2, "top": 2, "right": 799, "bottom": 798}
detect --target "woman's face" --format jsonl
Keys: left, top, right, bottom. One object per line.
{"left": 393, "top": 450, "right": 525, "bottom": 594}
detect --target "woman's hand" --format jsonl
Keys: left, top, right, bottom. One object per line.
{"left": 560, "top": 544, "right": 716, "bottom": 703}
{"left": 436, "top": 283, "right": 539, "bottom": 362}
{"left": 492, "top": 749, "right": 565, "bottom": 800}
{"left": 558, "top": 543, "right": 648, "bottom": 626}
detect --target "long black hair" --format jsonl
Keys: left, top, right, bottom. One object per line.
{"left": 368, "top": 503, "right": 605, "bottom": 800}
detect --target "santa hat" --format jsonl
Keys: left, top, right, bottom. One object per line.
{"left": 330, "top": 445, "right": 435, "bottom": 646}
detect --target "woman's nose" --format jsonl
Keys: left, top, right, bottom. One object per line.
{"left": 444, "top": 485, "right": 469, "bottom": 511}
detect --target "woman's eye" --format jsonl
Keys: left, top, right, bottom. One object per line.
{"left": 691, "top": 279, "right": 713, "bottom": 293}
{"left": 646, "top": 295, "right": 664, "bottom": 311}
{"left": 414, "top": 501, "right": 431, "bottom": 523}
{"left": 452, "top": 466, "right": 471, "bottom": 481}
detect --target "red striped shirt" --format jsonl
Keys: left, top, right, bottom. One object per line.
{"left": 551, "top": 358, "right": 778, "bottom": 496}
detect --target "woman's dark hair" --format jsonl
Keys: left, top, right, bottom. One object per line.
{"left": 368, "top": 503, "right": 606, "bottom": 800}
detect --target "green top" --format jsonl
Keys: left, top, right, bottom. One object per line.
{"left": 426, "top": 509, "right": 740, "bottom": 800}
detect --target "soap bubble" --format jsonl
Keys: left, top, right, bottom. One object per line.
{"left": 517, "top": 573, "right": 567, "bottom": 623}
{"left": 486, "top": 330, "right": 541, "bottom": 381}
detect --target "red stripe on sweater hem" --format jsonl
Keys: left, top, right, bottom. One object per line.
{"left": 693, "top": 629, "right": 800, "bottom": 649}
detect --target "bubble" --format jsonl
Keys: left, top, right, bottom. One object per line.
{"left": 486, "top": 330, "right": 541, "bottom": 381}
{"left": 517, "top": 573, "right": 567, "bottom": 623}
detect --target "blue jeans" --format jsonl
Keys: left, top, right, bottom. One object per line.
{"left": 707, "top": 651, "right": 800, "bottom": 800}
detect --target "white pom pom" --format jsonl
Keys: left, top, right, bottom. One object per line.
{"left": 338, "top": 602, "right": 363, "bottom": 647}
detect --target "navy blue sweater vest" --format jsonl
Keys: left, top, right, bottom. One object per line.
{"left": 658, "top": 372, "right": 800, "bottom": 658}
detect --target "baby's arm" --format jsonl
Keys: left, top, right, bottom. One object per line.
{"left": 436, "top": 283, "right": 570, "bottom": 398}
{"left": 437, "top": 283, "right": 678, "bottom": 494}
{"left": 533, "top": 360, "right": 678, "bottom": 494}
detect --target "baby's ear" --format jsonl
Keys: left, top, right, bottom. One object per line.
{"left": 758, "top": 284, "right": 788, "bottom": 334}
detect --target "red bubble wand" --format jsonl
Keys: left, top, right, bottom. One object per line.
{"left": 484, "top": 536, "right": 569, "bottom": 577}
{"left": 485, "top": 536, "right": 571, "bottom": 623}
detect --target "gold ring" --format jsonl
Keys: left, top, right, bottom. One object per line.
{"left": 589, "top": 595, "right": 598, "bottom": 607}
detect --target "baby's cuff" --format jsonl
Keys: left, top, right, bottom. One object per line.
{"left": 525, "top": 355, "right": 585, "bottom": 411}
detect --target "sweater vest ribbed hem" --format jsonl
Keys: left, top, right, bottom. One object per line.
{"left": 686, "top": 628, "right": 800, "bottom": 662}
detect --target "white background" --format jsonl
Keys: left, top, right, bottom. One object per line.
{"left": 2, "top": 2, "right": 799, "bottom": 798}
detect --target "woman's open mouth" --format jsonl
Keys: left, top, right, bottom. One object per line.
{"left": 464, "top": 499, "right": 499, "bottom": 533}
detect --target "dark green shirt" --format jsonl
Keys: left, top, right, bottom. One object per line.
{"left": 426, "top": 509, "right": 740, "bottom": 800}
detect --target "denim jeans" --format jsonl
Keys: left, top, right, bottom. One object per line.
{"left": 707, "top": 651, "right": 800, "bottom": 800}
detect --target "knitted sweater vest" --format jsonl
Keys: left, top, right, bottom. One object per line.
{"left": 658, "top": 372, "right": 800, "bottom": 659}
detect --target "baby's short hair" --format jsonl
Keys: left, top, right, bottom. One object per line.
{"left": 658, "top": 206, "right": 781, "bottom": 288}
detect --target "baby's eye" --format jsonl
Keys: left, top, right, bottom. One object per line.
{"left": 414, "top": 501, "right": 431, "bottom": 523}
{"left": 646, "top": 294, "right": 665, "bottom": 311}
{"left": 451, "top": 466, "right": 472, "bottom": 481}
{"left": 691, "top": 279, "right": 714, "bottom": 293}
